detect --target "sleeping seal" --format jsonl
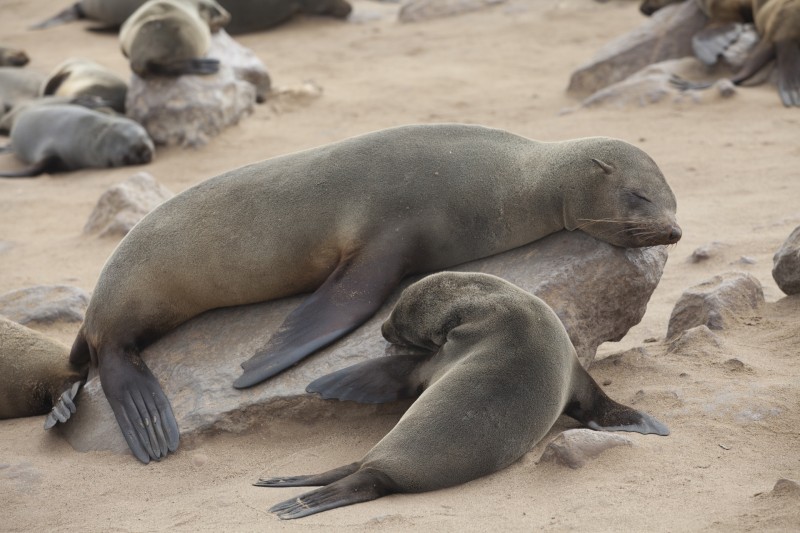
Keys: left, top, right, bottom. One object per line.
{"left": 257, "top": 272, "right": 670, "bottom": 519}
{"left": 41, "top": 58, "right": 128, "bottom": 114}
{"left": 0, "top": 105, "right": 154, "bottom": 178}
{"left": 220, "top": 0, "right": 352, "bottom": 35}
{"left": 67, "top": 123, "right": 681, "bottom": 463}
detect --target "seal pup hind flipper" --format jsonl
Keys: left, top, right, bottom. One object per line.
{"left": 29, "top": 3, "right": 86, "bottom": 30}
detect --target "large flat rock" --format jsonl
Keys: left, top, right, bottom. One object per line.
{"left": 60, "top": 230, "right": 668, "bottom": 455}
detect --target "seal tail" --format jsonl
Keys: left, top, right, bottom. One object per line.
{"left": 255, "top": 462, "right": 360, "bottom": 488}
{"left": 565, "top": 364, "right": 670, "bottom": 436}
{"left": 306, "top": 353, "right": 431, "bottom": 404}
{"left": 29, "top": 3, "right": 85, "bottom": 30}
{"left": 264, "top": 468, "right": 398, "bottom": 520}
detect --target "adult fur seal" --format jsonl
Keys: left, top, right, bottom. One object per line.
{"left": 0, "top": 317, "right": 87, "bottom": 427}
{"left": 256, "top": 272, "right": 670, "bottom": 519}
{"left": 41, "top": 58, "right": 128, "bottom": 114}
{"left": 68, "top": 123, "right": 681, "bottom": 463}
{"left": 31, "top": 0, "right": 149, "bottom": 31}
{"left": 220, "top": 0, "right": 352, "bottom": 35}
{"left": 0, "top": 105, "right": 154, "bottom": 178}
{"left": 120, "top": 0, "right": 231, "bottom": 77}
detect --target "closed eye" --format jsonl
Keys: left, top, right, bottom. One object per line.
{"left": 631, "top": 191, "right": 652, "bottom": 203}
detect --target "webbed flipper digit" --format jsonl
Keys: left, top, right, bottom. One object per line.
{"left": 44, "top": 381, "right": 82, "bottom": 429}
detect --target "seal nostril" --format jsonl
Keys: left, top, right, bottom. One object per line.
{"left": 670, "top": 226, "right": 682, "bottom": 242}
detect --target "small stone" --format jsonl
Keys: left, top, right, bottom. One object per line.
{"left": 398, "top": 0, "right": 506, "bottom": 23}
{"left": 770, "top": 478, "right": 800, "bottom": 497}
{"left": 723, "top": 358, "right": 747, "bottom": 372}
{"left": 688, "top": 241, "right": 726, "bottom": 263}
{"left": 191, "top": 454, "right": 209, "bottom": 467}
{"left": 772, "top": 226, "right": 800, "bottom": 295}
{"left": 667, "top": 325, "right": 721, "bottom": 354}
{"left": 539, "top": 429, "right": 633, "bottom": 469}
{"left": 736, "top": 256, "right": 756, "bottom": 265}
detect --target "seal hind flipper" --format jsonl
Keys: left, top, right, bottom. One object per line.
{"left": 255, "top": 462, "right": 360, "bottom": 487}
{"left": 143, "top": 58, "right": 220, "bottom": 76}
{"left": 692, "top": 23, "right": 745, "bottom": 65}
{"left": 29, "top": 3, "right": 85, "bottom": 30}
{"left": 44, "top": 381, "right": 82, "bottom": 429}
{"left": 776, "top": 40, "right": 800, "bottom": 106}
{"left": 267, "top": 468, "right": 397, "bottom": 520}
{"left": 234, "top": 248, "right": 408, "bottom": 389}
{"left": 99, "top": 347, "right": 179, "bottom": 463}
{"left": 306, "top": 353, "right": 431, "bottom": 403}
{"left": 565, "top": 365, "right": 670, "bottom": 436}
{"left": 0, "top": 158, "right": 58, "bottom": 178}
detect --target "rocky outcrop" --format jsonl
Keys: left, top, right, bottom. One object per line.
{"left": 0, "top": 285, "right": 90, "bottom": 325}
{"left": 772, "top": 226, "right": 800, "bottom": 295}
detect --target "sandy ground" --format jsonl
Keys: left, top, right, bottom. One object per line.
{"left": 1, "top": 0, "right": 799, "bottom": 530}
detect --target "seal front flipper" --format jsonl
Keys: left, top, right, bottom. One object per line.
{"left": 776, "top": 40, "right": 800, "bottom": 107}
{"left": 233, "top": 246, "right": 409, "bottom": 389}
{"left": 306, "top": 352, "right": 432, "bottom": 403}
{"left": 267, "top": 468, "right": 397, "bottom": 520}
{"left": 565, "top": 364, "right": 670, "bottom": 436}
{"left": 99, "top": 347, "right": 180, "bottom": 463}
{"left": 43, "top": 381, "right": 83, "bottom": 429}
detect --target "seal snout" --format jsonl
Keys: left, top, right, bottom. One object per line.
{"left": 666, "top": 224, "right": 682, "bottom": 244}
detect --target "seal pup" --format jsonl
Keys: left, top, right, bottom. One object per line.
{"left": 256, "top": 272, "right": 670, "bottom": 519}
{"left": 0, "top": 105, "right": 154, "bottom": 178}
{"left": 0, "top": 96, "right": 113, "bottom": 135}
{"left": 220, "top": 0, "right": 352, "bottom": 35}
{"left": 31, "top": 0, "right": 149, "bottom": 31}
{"left": 120, "top": 0, "right": 231, "bottom": 77}
{"left": 0, "top": 68, "right": 46, "bottom": 112}
{"left": 67, "top": 123, "right": 680, "bottom": 464}
{"left": 41, "top": 58, "right": 128, "bottom": 114}
{"left": 0, "top": 46, "right": 29, "bottom": 67}
{"left": 670, "top": 0, "right": 800, "bottom": 106}
{"left": 0, "top": 317, "right": 87, "bottom": 428}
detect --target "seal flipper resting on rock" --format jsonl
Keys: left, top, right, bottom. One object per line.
{"left": 0, "top": 317, "right": 88, "bottom": 427}
{"left": 256, "top": 272, "right": 669, "bottom": 520}
{"left": 67, "top": 123, "right": 680, "bottom": 463}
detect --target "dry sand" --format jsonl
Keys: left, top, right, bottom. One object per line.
{"left": 1, "top": 0, "right": 799, "bottom": 530}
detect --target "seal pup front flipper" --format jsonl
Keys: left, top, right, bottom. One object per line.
{"left": 233, "top": 246, "right": 409, "bottom": 389}
{"left": 564, "top": 362, "right": 670, "bottom": 436}
{"left": 262, "top": 468, "right": 398, "bottom": 520}
{"left": 29, "top": 3, "right": 85, "bottom": 30}
{"left": 306, "top": 352, "right": 432, "bottom": 403}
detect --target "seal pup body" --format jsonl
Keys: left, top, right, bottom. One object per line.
{"left": 257, "top": 272, "right": 669, "bottom": 519}
{"left": 69, "top": 123, "right": 680, "bottom": 463}
{"left": 41, "top": 58, "right": 128, "bottom": 114}
{"left": 0, "top": 317, "right": 87, "bottom": 426}
{"left": 120, "top": 0, "right": 231, "bottom": 77}
{"left": 0, "top": 105, "right": 154, "bottom": 178}
{"left": 0, "top": 68, "right": 46, "bottom": 112}
{"left": 220, "top": 0, "right": 352, "bottom": 35}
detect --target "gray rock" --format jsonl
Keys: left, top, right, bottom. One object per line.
{"left": 769, "top": 478, "right": 800, "bottom": 497}
{"left": 398, "top": 0, "right": 506, "bottom": 22}
{"left": 83, "top": 172, "right": 174, "bottom": 238}
{"left": 125, "top": 30, "right": 269, "bottom": 147}
{"left": 538, "top": 428, "right": 633, "bottom": 469}
{"left": 666, "top": 272, "right": 765, "bottom": 340}
{"left": 688, "top": 241, "right": 727, "bottom": 263}
{"left": 0, "top": 285, "right": 90, "bottom": 325}
{"left": 772, "top": 226, "right": 800, "bottom": 295}
{"left": 578, "top": 58, "right": 736, "bottom": 109}
{"left": 59, "top": 230, "right": 668, "bottom": 455}
{"left": 666, "top": 324, "right": 721, "bottom": 354}
{"left": 567, "top": 0, "right": 708, "bottom": 97}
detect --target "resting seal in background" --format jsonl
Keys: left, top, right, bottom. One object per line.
{"left": 120, "top": 0, "right": 231, "bottom": 77}
{"left": 0, "top": 46, "right": 29, "bottom": 67}
{"left": 257, "top": 272, "right": 670, "bottom": 519}
{"left": 30, "top": 0, "right": 149, "bottom": 30}
{"left": 0, "top": 105, "right": 154, "bottom": 178}
{"left": 41, "top": 58, "right": 129, "bottom": 114}
{"left": 220, "top": 0, "right": 352, "bottom": 35}
{"left": 0, "top": 317, "right": 87, "bottom": 427}
{"left": 68, "top": 123, "right": 681, "bottom": 463}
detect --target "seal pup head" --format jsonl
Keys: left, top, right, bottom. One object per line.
{"left": 99, "top": 119, "right": 156, "bottom": 167}
{"left": 562, "top": 137, "right": 681, "bottom": 248}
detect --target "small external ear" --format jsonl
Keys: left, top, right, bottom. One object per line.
{"left": 591, "top": 158, "right": 614, "bottom": 175}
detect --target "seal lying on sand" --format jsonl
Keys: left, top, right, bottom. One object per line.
{"left": 120, "top": 0, "right": 231, "bottom": 77}
{"left": 68, "top": 123, "right": 681, "bottom": 463}
{"left": 0, "top": 46, "right": 29, "bottom": 67}
{"left": 0, "top": 105, "right": 154, "bottom": 178}
{"left": 0, "top": 317, "right": 87, "bottom": 428}
{"left": 31, "top": 0, "right": 149, "bottom": 30}
{"left": 41, "top": 58, "right": 128, "bottom": 114}
{"left": 256, "top": 272, "right": 670, "bottom": 519}
{"left": 0, "top": 68, "right": 46, "bottom": 112}
{"left": 220, "top": 0, "right": 352, "bottom": 35}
